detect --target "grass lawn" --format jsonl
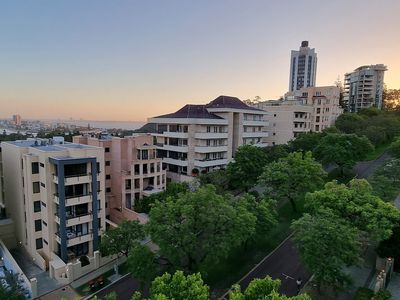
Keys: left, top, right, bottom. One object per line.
{"left": 364, "top": 143, "right": 390, "bottom": 161}
{"left": 202, "top": 198, "right": 305, "bottom": 298}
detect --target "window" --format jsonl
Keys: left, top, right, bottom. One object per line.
{"left": 316, "top": 116, "right": 320, "bottom": 122}
{"left": 40, "top": 182, "right": 45, "bottom": 188}
{"left": 34, "top": 201, "right": 41, "bottom": 212}
{"left": 96, "top": 162, "right": 100, "bottom": 173}
{"left": 40, "top": 163, "right": 45, "bottom": 168}
{"left": 316, "top": 108, "right": 321, "bottom": 114}
{"left": 105, "top": 147, "right": 110, "bottom": 153}
{"left": 206, "top": 126, "right": 211, "bottom": 133}
{"left": 43, "top": 239, "right": 48, "bottom": 245}
{"left": 32, "top": 162, "right": 39, "bottom": 174}
{"left": 36, "top": 238, "right": 43, "bottom": 250}
{"left": 35, "top": 220, "right": 42, "bottom": 232}
{"left": 274, "top": 114, "right": 277, "bottom": 117}
{"left": 105, "top": 161, "right": 111, "bottom": 166}
{"left": 273, "top": 132, "right": 276, "bottom": 136}
{"left": 106, "top": 174, "right": 111, "bottom": 180}
{"left": 33, "top": 182, "right": 40, "bottom": 193}
{"left": 42, "top": 220, "right": 47, "bottom": 226}
{"left": 106, "top": 187, "right": 111, "bottom": 193}
{"left": 41, "top": 201, "right": 46, "bottom": 207}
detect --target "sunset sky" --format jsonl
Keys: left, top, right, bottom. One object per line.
{"left": 0, "top": 0, "right": 399, "bottom": 121}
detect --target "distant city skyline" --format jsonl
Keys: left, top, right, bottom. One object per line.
{"left": 0, "top": 0, "right": 399, "bottom": 121}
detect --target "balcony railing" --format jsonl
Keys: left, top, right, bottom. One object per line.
{"left": 55, "top": 211, "right": 91, "bottom": 220}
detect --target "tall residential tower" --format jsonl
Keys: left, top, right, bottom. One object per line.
{"left": 343, "top": 64, "right": 387, "bottom": 112}
{"left": 289, "top": 41, "right": 317, "bottom": 92}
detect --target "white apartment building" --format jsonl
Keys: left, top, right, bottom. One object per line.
{"left": 289, "top": 41, "right": 318, "bottom": 92}
{"left": 1, "top": 138, "right": 106, "bottom": 281}
{"left": 344, "top": 64, "right": 387, "bottom": 112}
{"left": 148, "top": 96, "right": 269, "bottom": 182}
{"left": 255, "top": 86, "right": 342, "bottom": 145}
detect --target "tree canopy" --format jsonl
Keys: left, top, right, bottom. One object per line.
{"left": 288, "top": 132, "right": 323, "bottom": 153}
{"left": 229, "top": 276, "right": 311, "bottom": 300}
{"left": 146, "top": 185, "right": 257, "bottom": 271}
{"left": 99, "top": 220, "right": 145, "bottom": 257}
{"left": 335, "top": 113, "right": 365, "bottom": 134}
{"left": 305, "top": 179, "right": 400, "bottom": 241}
{"left": 226, "top": 145, "right": 269, "bottom": 192}
{"left": 292, "top": 210, "right": 361, "bottom": 292}
{"left": 258, "top": 151, "right": 326, "bottom": 212}
{"left": 313, "top": 133, "right": 373, "bottom": 175}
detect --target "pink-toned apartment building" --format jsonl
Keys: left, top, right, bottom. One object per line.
{"left": 73, "top": 133, "right": 166, "bottom": 224}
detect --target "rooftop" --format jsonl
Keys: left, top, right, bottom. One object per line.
{"left": 206, "top": 95, "right": 263, "bottom": 111}
{"left": 4, "top": 139, "right": 99, "bottom": 152}
{"left": 154, "top": 104, "right": 224, "bottom": 119}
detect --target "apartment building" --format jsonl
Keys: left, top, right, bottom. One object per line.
{"left": 148, "top": 96, "right": 269, "bottom": 182}
{"left": 255, "top": 86, "right": 342, "bottom": 145}
{"left": 289, "top": 41, "right": 318, "bottom": 92}
{"left": 343, "top": 64, "right": 387, "bottom": 112}
{"left": 73, "top": 133, "right": 166, "bottom": 224}
{"left": 1, "top": 138, "right": 106, "bottom": 277}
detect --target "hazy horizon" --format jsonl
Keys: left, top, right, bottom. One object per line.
{"left": 1, "top": 0, "right": 399, "bottom": 121}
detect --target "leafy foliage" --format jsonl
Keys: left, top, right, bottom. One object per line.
{"left": 314, "top": 133, "right": 373, "bottom": 175}
{"left": 0, "top": 271, "right": 28, "bottom": 300}
{"left": 127, "top": 244, "right": 158, "bottom": 287}
{"left": 292, "top": 210, "right": 361, "bottom": 292}
{"left": 198, "top": 169, "right": 230, "bottom": 194}
{"left": 376, "top": 225, "right": 400, "bottom": 271}
{"left": 388, "top": 137, "right": 400, "bottom": 158}
{"left": 305, "top": 180, "right": 400, "bottom": 241}
{"left": 99, "top": 220, "right": 145, "bottom": 257}
{"left": 288, "top": 132, "right": 323, "bottom": 153}
{"left": 263, "top": 144, "right": 290, "bottom": 163}
{"left": 335, "top": 113, "right": 365, "bottom": 134}
{"left": 146, "top": 185, "right": 257, "bottom": 271}
{"left": 226, "top": 145, "right": 269, "bottom": 192}
{"left": 258, "top": 152, "right": 326, "bottom": 211}
{"left": 229, "top": 276, "right": 311, "bottom": 300}
{"left": 383, "top": 88, "right": 400, "bottom": 111}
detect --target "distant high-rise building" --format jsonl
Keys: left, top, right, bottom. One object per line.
{"left": 289, "top": 41, "right": 318, "bottom": 92}
{"left": 343, "top": 64, "right": 387, "bottom": 112}
{"left": 12, "top": 114, "right": 21, "bottom": 126}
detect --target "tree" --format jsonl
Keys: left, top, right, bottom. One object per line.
{"left": 127, "top": 244, "right": 158, "bottom": 288}
{"left": 198, "top": 169, "right": 230, "bottom": 194}
{"left": 229, "top": 276, "right": 311, "bottom": 300}
{"left": 335, "top": 113, "right": 365, "bottom": 133}
{"left": 313, "top": 133, "right": 374, "bottom": 176}
{"left": 305, "top": 180, "right": 400, "bottom": 241}
{"left": 263, "top": 144, "right": 290, "bottom": 163}
{"left": 150, "top": 271, "right": 209, "bottom": 300}
{"left": 0, "top": 271, "right": 28, "bottom": 300}
{"left": 388, "top": 137, "right": 400, "bottom": 158}
{"left": 292, "top": 210, "right": 361, "bottom": 293}
{"left": 383, "top": 88, "right": 400, "bottom": 111}
{"left": 99, "top": 220, "right": 145, "bottom": 257}
{"left": 226, "top": 145, "right": 269, "bottom": 192}
{"left": 356, "top": 126, "right": 388, "bottom": 146}
{"left": 288, "top": 132, "right": 323, "bottom": 153}
{"left": 146, "top": 185, "right": 257, "bottom": 271}
{"left": 258, "top": 152, "right": 326, "bottom": 212}
{"left": 368, "top": 174, "right": 399, "bottom": 202}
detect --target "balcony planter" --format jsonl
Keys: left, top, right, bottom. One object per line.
{"left": 191, "top": 168, "right": 199, "bottom": 177}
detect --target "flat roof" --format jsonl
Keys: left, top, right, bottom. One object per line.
{"left": 4, "top": 140, "right": 99, "bottom": 152}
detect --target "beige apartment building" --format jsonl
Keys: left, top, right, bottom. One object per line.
{"left": 148, "top": 96, "right": 269, "bottom": 182}
{"left": 73, "top": 133, "right": 166, "bottom": 224}
{"left": 1, "top": 138, "right": 107, "bottom": 282}
{"left": 255, "top": 86, "right": 342, "bottom": 145}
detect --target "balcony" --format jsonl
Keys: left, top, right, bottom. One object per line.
{"left": 54, "top": 194, "right": 92, "bottom": 206}
{"left": 194, "top": 158, "right": 228, "bottom": 168}
{"left": 242, "top": 131, "right": 269, "bottom": 138}
{"left": 195, "top": 145, "right": 228, "bottom": 153}
{"left": 156, "top": 144, "right": 189, "bottom": 153}
{"left": 55, "top": 232, "right": 92, "bottom": 247}
{"left": 195, "top": 132, "right": 228, "bottom": 139}
{"left": 243, "top": 120, "right": 268, "bottom": 126}
{"left": 55, "top": 212, "right": 92, "bottom": 226}
{"left": 153, "top": 131, "right": 188, "bottom": 138}
{"left": 53, "top": 173, "right": 91, "bottom": 185}
{"left": 162, "top": 157, "right": 188, "bottom": 167}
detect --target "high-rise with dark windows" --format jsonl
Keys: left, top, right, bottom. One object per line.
{"left": 289, "top": 41, "right": 317, "bottom": 92}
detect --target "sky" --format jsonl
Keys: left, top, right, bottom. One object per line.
{"left": 0, "top": 0, "right": 399, "bottom": 122}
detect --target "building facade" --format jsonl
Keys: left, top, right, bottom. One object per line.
{"left": 1, "top": 138, "right": 106, "bottom": 276}
{"left": 73, "top": 133, "right": 166, "bottom": 224}
{"left": 148, "top": 96, "right": 269, "bottom": 182}
{"left": 289, "top": 41, "right": 318, "bottom": 92}
{"left": 255, "top": 86, "right": 342, "bottom": 145}
{"left": 343, "top": 64, "right": 387, "bottom": 112}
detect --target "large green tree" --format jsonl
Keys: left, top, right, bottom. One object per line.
{"left": 313, "top": 133, "right": 374, "bottom": 176}
{"left": 258, "top": 151, "right": 326, "bottom": 212}
{"left": 335, "top": 113, "right": 365, "bottom": 134}
{"left": 288, "top": 132, "right": 323, "bottom": 153}
{"left": 99, "top": 220, "right": 145, "bottom": 257}
{"left": 292, "top": 210, "right": 361, "bottom": 292}
{"left": 229, "top": 276, "right": 311, "bottom": 300}
{"left": 198, "top": 169, "right": 230, "bottom": 194}
{"left": 226, "top": 145, "right": 269, "bottom": 192}
{"left": 146, "top": 185, "right": 257, "bottom": 271}
{"left": 127, "top": 244, "right": 159, "bottom": 288}
{"left": 388, "top": 137, "right": 400, "bottom": 158}
{"left": 305, "top": 179, "right": 400, "bottom": 241}
{"left": 368, "top": 159, "right": 400, "bottom": 201}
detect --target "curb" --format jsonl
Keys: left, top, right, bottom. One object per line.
{"left": 219, "top": 232, "right": 295, "bottom": 300}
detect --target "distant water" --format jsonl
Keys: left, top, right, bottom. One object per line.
{"left": 53, "top": 120, "right": 145, "bottom": 131}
